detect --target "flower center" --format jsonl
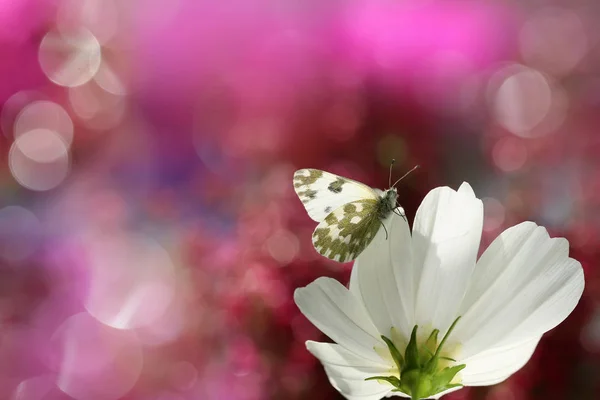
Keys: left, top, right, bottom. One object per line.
{"left": 366, "top": 316, "right": 465, "bottom": 400}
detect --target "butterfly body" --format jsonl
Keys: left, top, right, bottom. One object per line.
{"left": 293, "top": 169, "right": 403, "bottom": 262}
{"left": 376, "top": 188, "right": 399, "bottom": 220}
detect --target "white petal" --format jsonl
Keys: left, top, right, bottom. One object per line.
{"left": 461, "top": 335, "right": 541, "bottom": 386}
{"left": 457, "top": 181, "right": 476, "bottom": 197}
{"left": 352, "top": 211, "right": 414, "bottom": 339}
{"left": 326, "top": 372, "right": 394, "bottom": 400}
{"left": 307, "top": 341, "right": 393, "bottom": 400}
{"left": 383, "top": 392, "right": 410, "bottom": 399}
{"left": 295, "top": 277, "right": 384, "bottom": 362}
{"left": 349, "top": 255, "right": 362, "bottom": 296}
{"left": 411, "top": 184, "right": 484, "bottom": 332}
{"left": 456, "top": 222, "right": 584, "bottom": 357}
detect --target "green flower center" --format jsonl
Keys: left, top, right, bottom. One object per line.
{"left": 366, "top": 316, "right": 465, "bottom": 400}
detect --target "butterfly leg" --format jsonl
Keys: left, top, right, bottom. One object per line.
{"left": 393, "top": 208, "right": 407, "bottom": 222}
{"left": 379, "top": 220, "right": 389, "bottom": 240}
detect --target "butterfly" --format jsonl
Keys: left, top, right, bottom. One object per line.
{"left": 293, "top": 161, "right": 418, "bottom": 262}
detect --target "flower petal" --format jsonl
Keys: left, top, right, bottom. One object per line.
{"left": 456, "top": 222, "right": 584, "bottom": 357}
{"left": 461, "top": 335, "right": 541, "bottom": 386}
{"left": 349, "top": 255, "right": 362, "bottom": 296}
{"left": 295, "top": 277, "right": 384, "bottom": 362}
{"left": 411, "top": 183, "right": 484, "bottom": 332}
{"left": 352, "top": 211, "right": 415, "bottom": 339}
{"left": 307, "top": 341, "right": 393, "bottom": 399}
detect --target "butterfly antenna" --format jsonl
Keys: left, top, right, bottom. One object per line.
{"left": 388, "top": 159, "right": 396, "bottom": 188}
{"left": 391, "top": 165, "right": 420, "bottom": 188}
{"left": 380, "top": 220, "right": 389, "bottom": 240}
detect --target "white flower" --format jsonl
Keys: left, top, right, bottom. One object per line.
{"left": 294, "top": 183, "right": 584, "bottom": 400}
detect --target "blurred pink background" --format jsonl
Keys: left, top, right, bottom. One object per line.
{"left": 0, "top": 0, "right": 598, "bottom": 399}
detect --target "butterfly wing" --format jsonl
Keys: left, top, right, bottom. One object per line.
{"left": 311, "top": 199, "right": 382, "bottom": 262}
{"left": 293, "top": 169, "right": 378, "bottom": 222}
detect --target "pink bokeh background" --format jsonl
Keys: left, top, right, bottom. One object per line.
{"left": 0, "top": 0, "right": 598, "bottom": 399}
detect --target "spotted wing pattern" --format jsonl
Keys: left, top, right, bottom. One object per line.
{"left": 311, "top": 199, "right": 383, "bottom": 262}
{"left": 293, "top": 169, "right": 378, "bottom": 222}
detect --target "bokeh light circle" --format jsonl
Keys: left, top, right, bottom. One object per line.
{"left": 95, "top": 62, "right": 127, "bottom": 95}
{"left": 489, "top": 64, "right": 568, "bottom": 138}
{"left": 9, "top": 130, "right": 70, "bottom": 191}
{"left": 68, "top": 80, "right": 127, "bottom": 130}
{"left": 39, "top": 29, "right": 102, "bottom": 87}
{"left": 492, "top": 137, "right": 527, "bottom": 172}
{"left": 15, "top": 129, "right": 69, "bottom": 163}
{"left": 84, "top": 233, "right": 176, "bottom": 330}
{"left": 1, "top": 91, "right": 47, "bottom": 138}
{"left": 491, "top": 65, "right": 552, "bottom": 136}
{"left": 52, "top": 312, "right": 143, "bottom": 400}
{"left": 57, "top": 0, "right": 119, "bottom": 45}
{"left": 134, "top": 294, "right": 187, "bottom": 347}
{"left": 519, "top": 7, "right": 588, "bottom": 77}
{"left": 15, "top": 101, "right": 74, "bottom": 146}
{"left": 265, "top": 229, "right": 299, "bottom": 265}
{"left": 12, "top": 375, "right": 55, "bottom": 400}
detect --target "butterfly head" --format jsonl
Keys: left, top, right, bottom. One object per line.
{"left": 382, "top": 187, "right": 398, "bottom": 209}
